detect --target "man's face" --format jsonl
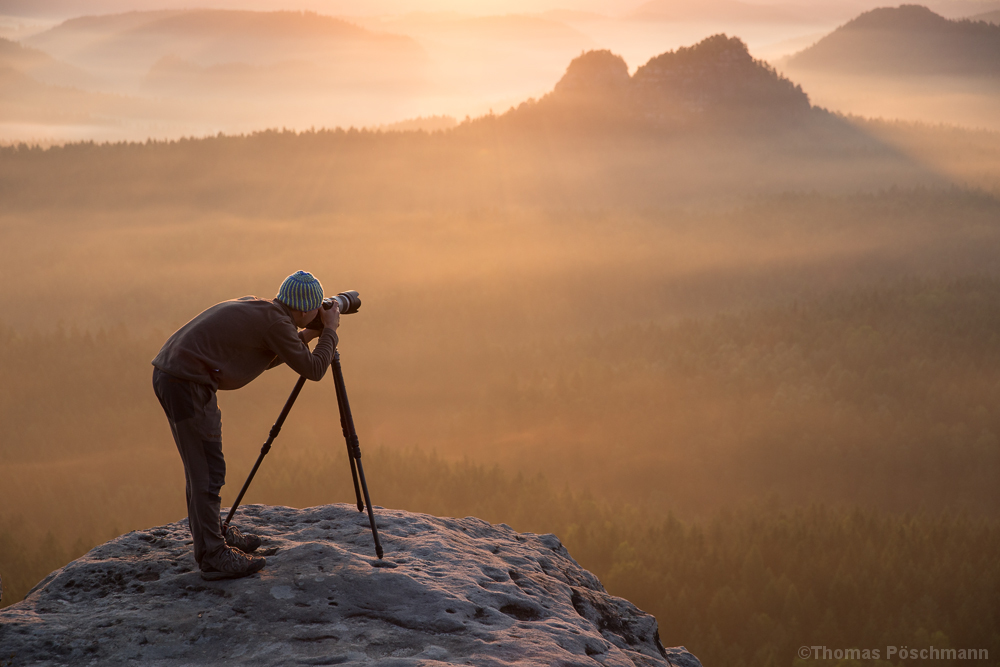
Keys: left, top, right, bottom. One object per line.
{"left": 291, "top": 307, "right": 319, "bottom": 329}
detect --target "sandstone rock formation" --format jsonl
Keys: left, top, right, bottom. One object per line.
{"left": 528, "top": 35, "right": 811, "bottom": 126}
{"left": 630, "top": 35, "right": 811, "bottom": 117}
{"left": 0, "top": 504, "right": 702, "bottom": 667}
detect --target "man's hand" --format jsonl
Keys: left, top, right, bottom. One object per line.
{"left": 321, "top": 299, "right": 340, "bottom": 332}
{"left": 299, "top": 328, "right": 320, "bottom": 345}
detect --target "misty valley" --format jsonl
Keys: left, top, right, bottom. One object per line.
{"left": 2, "top": 2, "right": 1000, "bottom": 666}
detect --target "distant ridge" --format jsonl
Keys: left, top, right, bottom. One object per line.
{"left": 785, "top": 4, "right": 1000, "bottom": 76}
{"left": 0, "top": 36, "right": 60, "bottom": 71}
{"left": 0, "top": 35, "right": 113, "bottom": 120}
{"left": 21, "top": 9, "right": 426, "bottom": 98}
{"left": 972, "top": 8, "right": 1000, "bottom": 23}
{"left": 0, "top": 36, "right": 93, "bottom": 87}
{"left": 0, "top": 64, "right": 128, "bottom": 124}
{"left": 525, "top": 35, "right": 811, "bottom": 125}
{"left": 26, "top": 9, "right": 423, "bottom": 71}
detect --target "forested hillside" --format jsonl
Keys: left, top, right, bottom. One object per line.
{"left": 786, "top": 5, "right": 1000, "bottom": 76}
{"left": 5, "top": 274, "right": 1000, "bottom": 516}
{"left": 9, "top": 37, "right": 995, "bottom": 213}
{"left": 0, "top": 120, "right": 959, "bottom": 213}
{"left": 2, "top": 450, "right": 997, "bottom": 666}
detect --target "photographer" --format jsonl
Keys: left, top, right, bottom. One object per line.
{"left": 151, "top": 271, "right": 339, "bottom": 580}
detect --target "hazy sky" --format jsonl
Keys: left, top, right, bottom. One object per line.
{"left": 0, "top": 0, "right": 909, "bottom": 19}
{"left": 9, "top": 0, "right": 640, "bottom": 17}
{"left": 3, "top": 0, "right": 998, "bottom": 22}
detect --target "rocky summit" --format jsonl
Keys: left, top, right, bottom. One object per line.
{"left": 0, "top": 504, "right": 702, "bottom": 667}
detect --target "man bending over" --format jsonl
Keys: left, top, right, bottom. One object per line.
{"left": 152, "top": 271, "right": 339, "bottom": 580}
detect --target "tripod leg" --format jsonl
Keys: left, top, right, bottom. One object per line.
{"left": 331, "top": 350, "right": 384, "bottom": 559}
{"left": 332, "top": 354, "right": 364, "bottom": 512}
{"left": 223, "top": 375, "right": 307, "bottom": 532}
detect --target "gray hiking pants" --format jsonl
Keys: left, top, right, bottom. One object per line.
{"left": 152, "top": 368, "right": 226, "bottom": 565}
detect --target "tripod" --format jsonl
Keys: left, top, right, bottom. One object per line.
{"left": 223, "top": 349, "right": 383, "bottom": 559}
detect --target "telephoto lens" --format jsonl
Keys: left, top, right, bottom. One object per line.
{"left": 306, "top": 290, "right": 361, "bottom": 330}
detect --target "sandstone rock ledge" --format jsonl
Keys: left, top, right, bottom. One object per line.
{"left": 0, "top": 504, "right": 702, "bottom": 667}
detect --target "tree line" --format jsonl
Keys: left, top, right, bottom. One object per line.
{"left": 3, "top": 449, "right": 996, "bottom": 667}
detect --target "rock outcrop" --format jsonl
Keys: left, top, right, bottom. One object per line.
{"left": 532, "top": 35, "right": 810, "bottom": 126}
{"left": 0, "top": 504, "right": 702, "bottom": 667}
{"left": 630, "top": 35, "right": 811, "bottom": 117}
{"left": 552, "top": 50, "right": 631, "bottom": 99}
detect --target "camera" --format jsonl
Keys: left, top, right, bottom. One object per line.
{"left": 306, "top": 290, "right": 361, "bottom": 330}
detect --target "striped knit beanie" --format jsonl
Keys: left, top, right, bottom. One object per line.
{"left": 276, "top": 271, "right": 324, "bottom": 312}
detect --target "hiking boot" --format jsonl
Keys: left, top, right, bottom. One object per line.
{"left": 200, "top": 545, "right": 266, "bottom": 581}
{"left": 225, "top": 525, "right": 262, "bottom": 554}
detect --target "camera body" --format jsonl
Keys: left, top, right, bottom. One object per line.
{"left": 306, "top": 290, "right": 361, "bottom": 330}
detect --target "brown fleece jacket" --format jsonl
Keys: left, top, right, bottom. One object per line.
{"left": 152, "top": 296, "right": 338, "bottom": 391}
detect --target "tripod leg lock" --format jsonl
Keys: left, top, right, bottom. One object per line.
{"left": 348, "top": 434, "right": 361, "bottom": 459}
